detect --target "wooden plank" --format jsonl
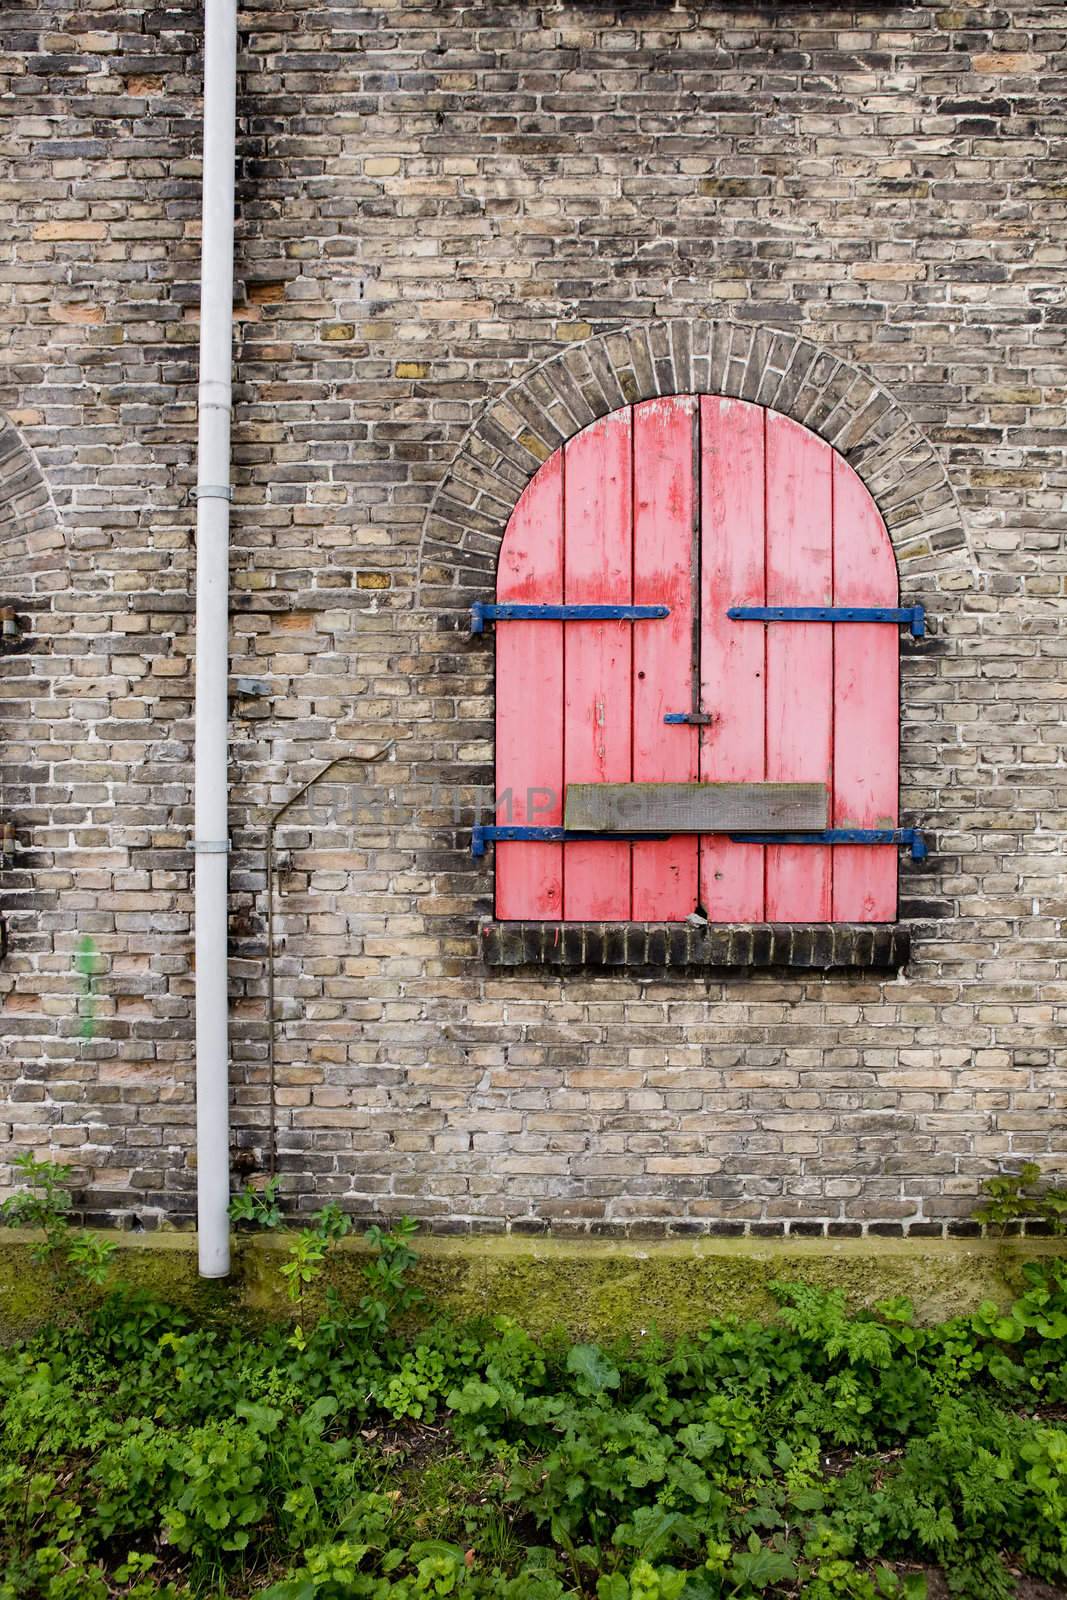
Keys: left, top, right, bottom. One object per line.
{"left": 565, "top": 781, "right": 827, "bottom": 833}
{"left": 765, "top": 411, "right": 834, "bottom": 920}
{"left": 632, "top": 395, "right": 699, "bottom": 920}
{"left": 831, "top": 453, "right": 899, "bottom": 922}
{"left": 563, "top": 408, "right": 633, "bottom": 919}
{"left": 699, "top": 395, "right": 766, "bottom": 920}
{"left": 495, "top": 452, "right": 564, "bottom": 919}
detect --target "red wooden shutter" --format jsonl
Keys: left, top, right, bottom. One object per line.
{"left": 495, "top": 449, "right": 564, "bottom": 920}
{"left": 632, "top": 398, "right": 699, "bottom": 920}
{"left": 563, "top": 409, "right": 633, "bottom": 919}
{"left": 494, "top": 396, "right": 900, "bottom": 924}
{"left": 700, "top": 397, "right": 765, "bottom": 919}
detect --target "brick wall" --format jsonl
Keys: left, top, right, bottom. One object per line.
{"left": 0, "top": 0, "right": 1064, "bottom": 1235}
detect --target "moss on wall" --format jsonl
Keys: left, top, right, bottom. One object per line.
{"left": 1, "top": 1229, "right": 1063, "bottom": 1343}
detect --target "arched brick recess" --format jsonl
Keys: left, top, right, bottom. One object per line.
{"left": 0, "top": 415, "right": 65, "bottom": 592}
{"left": 418, "top": 320, "right": 972, "bottom": 609}
{"left": 0, "top": 416, "right": 68, "bottom": 1002}
{"left": 415, "top": 320, "right": 971, "bottom": 954}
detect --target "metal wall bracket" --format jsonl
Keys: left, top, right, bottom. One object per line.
{"left": 728, "top": 827, "right": 928, "bottom": 861}
{"left": 728, "top": 604, "right": 926, "bottom": 639}
{"left": 263, "top": 744, "right": 395, "bottom": 1177}
{"left": 192, "top": 484, "right": 234, "bottom": 502}
{"left": 471, "top": 602, "right": 669, "bottom": 636}
{"left": 187, "top": 839, "right": 232, "bottom": 854}
{"left": 664, "top": 710, "right": 713, "bottom": 725}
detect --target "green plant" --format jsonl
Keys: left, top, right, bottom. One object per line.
{"left": 228, "top": 1174, "right": 283, "bottom": 1230}
{"left": 282, "top": 1210, "right": 423, "bottom": 1350}
{"left": 227, "top": 1174, "right": 422, "bottom": 1342}
{"left": 66, "top": 1229, "right": 118, "bottom": 1286}
{"left": 7, "top": 1180, "right": 1067, "bottom": 1600}
{"left": 161, "top": 1406, "right": 277, "bottom": 1561}
{"left": 281, "top": 1203, "right": 353, "bottom": 1341}
{"left": 0, "top": 1151, "right": 117, "bottom": 1288}
{"left": 1, "top": 1152, "right": 74, "bottom": 1261}
{"left": 362, "top": 1217, "right": 423, "bottom": 1327}
{"left": 973, "top": 1162, "right": 1067, "bottom": 1236}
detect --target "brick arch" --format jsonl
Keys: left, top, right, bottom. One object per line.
{"left": 0, "top": 414, "right": 65, "bottom": 593}
{"left": 418, "top": 319, "right": 972, "bottom": 611}
{"left": 0, "top": 413, "right": 67, "bottom": 964}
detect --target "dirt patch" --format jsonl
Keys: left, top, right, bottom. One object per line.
{"left": 922, "top": 1567, "right": 1067, "bottom": 1600}
{"left": 359, "top": 1417, "right": 453, "bottom": 1464}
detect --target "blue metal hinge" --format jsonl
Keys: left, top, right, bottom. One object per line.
{"left": 729, "top": 827, "right": 928, "bottom": 861}
{"left": 471, "top": 824, "right": 670, "bottom": 858}
{"left": 728, "top": 605, "right": 926, "bottom": 639}
{"left": 473, "top": 824, "right": 926, "bottom": 861}
{"left": 471, "top": 602, "right": 669, "bottom": 636}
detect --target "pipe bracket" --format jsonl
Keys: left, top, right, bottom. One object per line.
{"left": 187, "top": 839, "right": 232, "bottom": 853}
{"left": 192, "top": 484, "right": 234, "bottom": 501}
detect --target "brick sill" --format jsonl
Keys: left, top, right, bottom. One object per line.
{"left": 480, "top": 921, "right": 909, "bottom": 972}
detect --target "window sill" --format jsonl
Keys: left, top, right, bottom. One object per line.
{"left": 479, "top": 921, "right": 909, "bottom": 973}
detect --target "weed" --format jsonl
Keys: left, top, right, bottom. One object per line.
{"left": 0, "top": 1151, "right": 117, "bottom": 1289}
{"left": 973, "top": 1162, "right": 1067, "bottom": 1236}
{"left": 228, "top": 1176, "right": 283, "bottom": 1231}
{"left": 4, "top": 1157, "right": 1067, "bottom": 1599}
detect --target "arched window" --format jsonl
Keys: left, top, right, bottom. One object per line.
{"left": 487, "top": 396, "right": 916, "bottom": 925}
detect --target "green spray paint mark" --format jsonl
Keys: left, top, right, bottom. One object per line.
{"left": 75, "top": 935, "right": 99, "bottom": 1040}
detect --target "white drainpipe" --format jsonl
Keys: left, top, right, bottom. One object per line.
{"left": 193, "top": 0, "right": 237, "bottom": 1277}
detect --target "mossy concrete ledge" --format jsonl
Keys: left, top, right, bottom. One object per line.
{"left": 1, "top": 1231, "right": 1063, "bottom": 1343}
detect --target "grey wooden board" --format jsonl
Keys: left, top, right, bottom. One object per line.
{"left": 563, "top": 782, "right": 828, "bottom": 833}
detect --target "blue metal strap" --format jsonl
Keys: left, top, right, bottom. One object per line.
{"left": 729, "top": 828, "right": 927, "bottom": 861}
{"left": 728, "top": 604, "right": 925, "bottom": 639}
{"left": 471, "top": 824, "right": 670, "bottom": 858}
{"left": 471, "top": 602, "right": 669, "bottom": 635}
{"left": 473, "top": 824, "right": 926, "bottom": 860}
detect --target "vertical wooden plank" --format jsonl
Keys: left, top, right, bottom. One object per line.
{"left": 563, "top": 408, "right": 633, "bottom": 919}
{"left": 495, "top": 453, "right": 564, "bottom": 919}
{"left": 765, "top": 411, "right": 833, "bottom": 920}
{"left": 632, "top": 395, "right": 699, "bottom": 920}
{"left": 699, "top": 395, "right": 766, "bottom": 920}
{"left": 831, "top": 455, "right": 899, "bottom": 921}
